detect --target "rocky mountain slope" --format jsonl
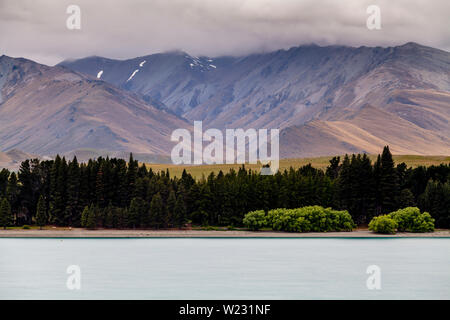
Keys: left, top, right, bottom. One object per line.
{"left": 60, "top": 43, "right": 450, "bottom": 157}
{"left": 0, "top": 55, "right": 189, "bottom": 158}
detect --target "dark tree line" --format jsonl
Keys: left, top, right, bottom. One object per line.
{"left": 0, "top": 146, "right": 449, "bottom": 229}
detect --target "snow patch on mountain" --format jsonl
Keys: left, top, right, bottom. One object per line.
{"left": 97, "top": 70, "right": 103, "bottom": 79}
{"left": 185, "top": 55, "right": 216, "bottom": 71}
{"left": 127, "top": 69, "right": 139, "bottom": 82}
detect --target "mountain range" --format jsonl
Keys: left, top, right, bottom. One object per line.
{"left": 0, "top": 42, "right": 449, "bottom": 168}
{"left": 0, "top": 55, "right": 188, "bottom": 161}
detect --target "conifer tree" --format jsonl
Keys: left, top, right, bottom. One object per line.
{"left": 49, "top": 156, "right": 67, "bottom": 225}
{"left": 6, "top": 172, "right": 18, "bottom": 213}
{"left": 379, "top": 146, "right": 399, "bottom": 213}
{"left": 373, "top": 154, "right": 382, "bottom": 215}
{"left": 116, "top": 207, "right": 129, "bottom": 229}
{"left": 149, "top": 193, "right": 163, "bottom": 228}
{"left": 0, "top": 169, "right": 9, "bottom": 199}
{"left": 128, "top": 197, "right": 141, "bottom": 228}
{"left": 166, "top": 190, "right": 176, "bottom": 227}
{"left": 398, "top": 188, "right": 416, "bottom": 208}
{"left": 337, "top": 155, "right": 352, "bottom": 211}
{"left": 65, "top": 157, "right": 81, "bottom": 226}
{"left": 17, "top": 159, "right": 33, "bottom": 223}
{"left": 358, "top": 153, "right": 375, "bottom": 221}
{"left": 326, "top": 156, "right": 340, "bottom": 179}
{"left": 0, "top": 198, "right": 12, "bottom": 229}
{"left": 104, "top": 202, "right": 115, "bottom": 228}
{"left": 116, "top": 160, "right": 129, "bottom": 207}
{"left": 138, "top": 163, "right": 148, "bottom": 178}
{"left": 419, "top": 180, "right": 450, "bottom": 228}
{"left": 35, "top": 195, "right": 47, "bottom": 229}
{"left": 95, "top": 166, "right": 105, "bottom": 207}
{"left": 81, "top": 205, "right": 90, "bottom": 228}
{"left": 173, "top": 195, "right": 187, "bottom": 228}
{"left": 86, "top": 206, "right": 96, "bottom": 229}
{"left": 126, "top": 153, "right": 138, "bottom": 203}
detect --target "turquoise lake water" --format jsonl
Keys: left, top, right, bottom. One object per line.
{"left": 0, "top": 238, "right": 449, "bottom": 299}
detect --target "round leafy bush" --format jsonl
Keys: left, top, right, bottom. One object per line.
{"left": 368, "top": 215, "right": 398, "bottom": 234}
{"left": 244, "top": 206, "right": 355, "bottom": 233}
{"left": 242, "top": 210, "right": 267, "bottom": 231}
{"left": 368, "top": 207, "right": 435, "bottom": 234}
{"left": 388, "top": 207, "right": 434, "bottom": 232}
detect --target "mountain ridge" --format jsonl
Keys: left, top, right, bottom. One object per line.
{"left": 0, "top": 55, "right": 190, "bottom": 157}
{"left": 0, "top": 43, "right": 448, "bottom": 161}
{"left": 59, "top": 42, "right": 450, "bottom": 157}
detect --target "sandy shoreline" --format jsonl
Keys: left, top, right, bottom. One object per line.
{"left": 0, "top": 228, "right": 449, "bottom": 238}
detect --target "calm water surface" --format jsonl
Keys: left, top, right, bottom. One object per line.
{"left": 0, "top": 238, "right": 449, "bottom": 299}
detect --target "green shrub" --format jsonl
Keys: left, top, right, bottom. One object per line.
{"left": 368, "top": 215, "right": 398, "bottom": 234}
{"left": 388, "top": 207, "right": 434, "bottom": 233}
{"left": 368, "top": 207, "right": 435, "bottom": 234}
{"left": 265, "top": 208, "right": 286, "bottom": 230}
{"left": 246, "top": 206, "right": 355, "bottom": 233}
{"left": 22, "top": 225, "right": 31, "bottom": 230}
{"left": 243, "top": 210, "right": 267, "bottom": 231}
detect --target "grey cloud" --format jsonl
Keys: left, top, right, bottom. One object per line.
{"left": 0, "top": 0, "right": 449, "bottom": 65}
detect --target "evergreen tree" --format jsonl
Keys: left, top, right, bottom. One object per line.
{"left": 95, "top": 166, "right": 105, "bottom": 207}
{"left": 115, "top": 207, "right": 129, "bottom": 229}
{"left": 0, "top": 198, "right": 12, "bottom": 229}
{"left": 173, "top": 195, "right": 187, "bottom": 228}
{"left": 81, "top": 206, "right": 90, "bottom": 228}
{"left": 337, "top": 155, "right": 352, "bottom": 211}
{"left": 36, "top": 195, "right": 47, "bottom": 229}
{"left": 6, "top": 172, "right": 19, "bottom": 213}
{"left": 149, "top": 193, "right": 163, "bottom": 228}
{"left": 276, "top": 182, "right": 290, "bottom": 208}
{"left": 166, "top": 190, "right": 176, "bottom": 227}
{"left": 65, "top": 157, "right": 81, "bottom": 226}
{"left": 104, "top": 202, "right": 114, "bottom": 228}
{"left": 379, "top": 146, "right": 399, "bottom": 213}
{"left": 86, "top": 206, "right": 96, "bottom": 229}
{"left": 0, "top": 169, "right": 9, "bottom": 198}
{"left": 353, "top": 154, "right": 375, "bottom": 223}
{"left": 135, "top": 177, "right": 149, "bottom": 200}
{"left": 49, "top": 156, "right": 67, "bottom": 225}
{"left": 408, "top": 166, "right": 428, "bottom": 198}
{"left": 128, "top": 197, "right": 142, "bottom": 228}
{"left": 126, "top": 153, "right": 138, "bottom": 203}
{"left": 17, "top": 160, "right": 33, "bottom": 223}
{"left": 398, "top": 188, "right": 416, "bottom": 208}
{"left": 373, "top": 154, "right": 382, "bottom": 215}
{"left": 419, "top": 180, "right": 450, "bottom": 228}
{"left": 326, "top": 156, "right": 340, "bottom": 179}
{"left": 181, "top": 169, "right": 195, "bottom": 191}
{"left": 137, "top": 163, "right": 148, "bottom": 178}
{"left": 112, "top": 160, "right": 128, "bottom": 207}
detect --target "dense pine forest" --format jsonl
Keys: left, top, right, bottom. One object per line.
{"left": 0, "top": 146, "right": 449, "bottom": 229}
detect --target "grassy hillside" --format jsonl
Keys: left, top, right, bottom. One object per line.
{"left": 145, "top": 155, "right": 450, "bottom": 179}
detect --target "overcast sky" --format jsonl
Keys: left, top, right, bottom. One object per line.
{"left": 1, "top": 0, "right": 449, "bottom": 65}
